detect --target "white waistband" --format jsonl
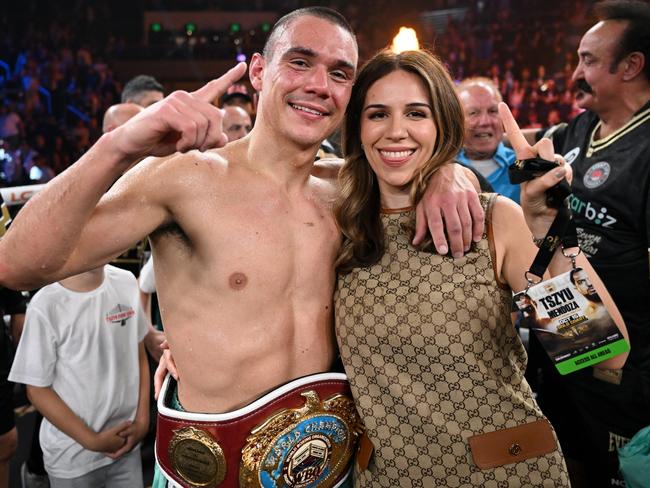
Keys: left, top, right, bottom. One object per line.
{"left": 157, "top": 372, "right": 348, "bottom": 422}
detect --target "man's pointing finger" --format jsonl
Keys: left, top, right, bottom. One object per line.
{"left": 192, "top": 62, "right": 248, "bottom": 103}
{"left": 498, "top": 102, "right": 535, "bottom": 159}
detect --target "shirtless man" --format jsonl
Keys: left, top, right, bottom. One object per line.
{"left": 0, "top": 7, "right": 481, "bottom": 486}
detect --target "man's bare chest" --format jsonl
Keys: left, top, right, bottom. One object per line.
{"left": 154, "top": 188, "right": 340, "bottom": 293}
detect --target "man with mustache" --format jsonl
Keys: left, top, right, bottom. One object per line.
{"left": 528, "top": 1, "right": 650, "bottom": 486}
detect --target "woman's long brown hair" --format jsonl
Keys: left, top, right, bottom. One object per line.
{"left": 335, "top": 49, "right": 465, "bottom": 273}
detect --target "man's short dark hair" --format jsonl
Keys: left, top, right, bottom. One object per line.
{"left": 595, "top": 0, "right": 650, "bottom": 80}
{"left": 262, "top": 7, "right": 355, "bottom": 60}
{"left": 121, "top": 75, "right": 164, "bottom": 103}
{"left": 220, "top": 92, "right": 253, "bottom": 107}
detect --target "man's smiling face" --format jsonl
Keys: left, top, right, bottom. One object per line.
{"left": 458, "top": 83, "right": 503, "bottom": 160}
{"left": 251, "top": 15, "right": 358, "bottom": 149}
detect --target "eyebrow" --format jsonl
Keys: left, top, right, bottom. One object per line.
{"left": 282, "top": 46, "right": 356, "bottom": 72}
{"left": 364, "top": 102, "right": 432, "bottom": 111}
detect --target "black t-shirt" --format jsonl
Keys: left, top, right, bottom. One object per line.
{"left": 549, "top": 102, "right": 650, "bottom": 374}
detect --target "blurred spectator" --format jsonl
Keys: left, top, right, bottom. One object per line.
{"left": 27, "top": 153, "right": 55, "bottom": 184}
{"left": 102, "top": 103, "right": 143, "bottom": 133}
{"left": 0, "top": 194, "right": 27, "bottom": 488}
{"left": 0, "top": 0, "right": 600, "bottom": 183}
{"left": 223, "top": 106, "right": 252, "bottom": 142}
{"left": 456, "top": 77, "right": 520, "bottom": 202}
{"left": 220, "top": 84, "right": 255, "bottom": 118}
{"left": 121, "top": 75, "right": 164, "bottom": 107}
{"left": 0, "top": 105, "right": 24, "bottom": 149}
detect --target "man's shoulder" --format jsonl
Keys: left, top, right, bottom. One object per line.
{"left": 137, "top": 149, "right": 231, "bottom": 179}
{"left": 312, "top": 157, "right": 343, "bottom": 182}
{"left": 117, "top": 149, "right": 234, "bottom": 201}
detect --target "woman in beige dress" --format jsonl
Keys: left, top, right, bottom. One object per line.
{"left": 334, "top": 48, "right": 628, "bottom": 488}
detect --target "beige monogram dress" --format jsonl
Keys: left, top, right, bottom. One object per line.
{"left": 335, "top": 194, "right": 570, "bottom": 488}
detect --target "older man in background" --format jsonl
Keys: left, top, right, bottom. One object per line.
{"left": 456, "top": 77, "right": 520, "bottom": 202}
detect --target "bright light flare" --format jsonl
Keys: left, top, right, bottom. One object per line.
{"left": 391, "top": 27, "right": 419, "bottom": 53}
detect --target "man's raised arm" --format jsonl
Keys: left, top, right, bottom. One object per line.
{"left": 0, "top": 63, "right": 247, "bottom": 290}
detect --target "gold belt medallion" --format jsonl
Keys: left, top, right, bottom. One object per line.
{"left": 240, "top": 391, "right": 362, "bottom": 487}
{"left": 168, "top": 426, "right": 227, "bottom": 487}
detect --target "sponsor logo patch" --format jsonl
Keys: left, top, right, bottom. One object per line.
{"left": 583, "top": 161, "right": 610, "bottom": 188}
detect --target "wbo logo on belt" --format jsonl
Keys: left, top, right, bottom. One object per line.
{"left": 240, "top": 390, "right": 360, "bottom": 487}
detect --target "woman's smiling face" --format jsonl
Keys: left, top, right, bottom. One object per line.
{"left": 360, "top": 69, "right": 437, "bottom": 208}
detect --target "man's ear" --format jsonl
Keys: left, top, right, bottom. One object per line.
{"left": 249, "top": 53, "right": 265, "bottom": 91}
{"left": 621, "top": 52, "right": 645, "bottom": 81}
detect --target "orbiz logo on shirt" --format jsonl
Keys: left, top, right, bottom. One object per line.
{"left": 105, "top": 304, "right": 135, "bottom": 326}
{"left": 568, "top": 194, "right": 617, "bottom": 229}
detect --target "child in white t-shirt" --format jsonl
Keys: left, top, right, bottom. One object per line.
{"left": 10, "top": 265, "right": 149, "bottom": 487}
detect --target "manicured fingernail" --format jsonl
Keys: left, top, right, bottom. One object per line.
{"left": 554, "top": 168, "right": 566, "bottom": 178}
{"left": 438, "top": 245, "right": 448, "bottom": 254}
{"left": 453, "top": 252, "right": 463, "bottom": 258}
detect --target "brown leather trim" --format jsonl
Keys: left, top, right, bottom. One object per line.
{"left": 469, "top": 419, "right": 558, "bottom": 469}
{"left": 380, "top": 206, "right": 415, "bottom": 214}
{"left": 356, "top": 431, "right": 374, "bottom": 472}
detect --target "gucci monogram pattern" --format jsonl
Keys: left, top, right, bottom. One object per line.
{"left": 335, "top": 194, "right": 569, "bottom": 487}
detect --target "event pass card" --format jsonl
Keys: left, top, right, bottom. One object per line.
{"left": 514, "top": 268, "right": 628, "bottom": 375}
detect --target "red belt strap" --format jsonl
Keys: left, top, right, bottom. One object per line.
{"left": 156, "top": 372, "right": 361, "bottom": 487}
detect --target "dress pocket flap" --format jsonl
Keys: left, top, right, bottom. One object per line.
{"left": 468, "top": 419, "right": 557, "bottom": 469}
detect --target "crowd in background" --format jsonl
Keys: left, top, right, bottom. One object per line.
{"left": 0, "top": 0, "right": 594, "bottom": 188}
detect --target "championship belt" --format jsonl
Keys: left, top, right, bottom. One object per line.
{"left": 156, "top": 372, "right": 362, "bottom": 488}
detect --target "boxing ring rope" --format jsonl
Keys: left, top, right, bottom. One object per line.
{"left": 1, "top": 184, "right": 45, "bottom": 206}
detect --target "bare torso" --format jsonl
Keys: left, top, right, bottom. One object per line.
{"left": 146, "top": 142, "right": 340, "bottom": 412}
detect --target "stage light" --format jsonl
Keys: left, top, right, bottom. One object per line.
{"left": 150, "top": 23, "right": 162, "bottom": 33}
{"left": 391, "top": 27, "right": 419, "bottom": 53}
{"left": 185, "top": 22, "right": 197, "bottom": 36}
{"left": 236, "top": 53, "right": 246, "bottom": 62}
{"left": 261, "top": 22, "right": 271, "bottom": 33}
{"left": 230, "top": 23, "right": 241, "bottom": 34}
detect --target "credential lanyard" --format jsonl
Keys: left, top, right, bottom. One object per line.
{"left": 509, "top": 157, "right": 579, "bottom": 282}
{"left": 528, "top": 206, "right": 578, "bottom": 279}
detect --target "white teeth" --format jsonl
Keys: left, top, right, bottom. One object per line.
{"left": 380, "top": 150, "right": 413, "bottom": 158}
{"left": 290, "top": 103, "right": 324, "bottom": 116}
{"left": 475, "top": 133, "right": 492, "bottom": 138}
